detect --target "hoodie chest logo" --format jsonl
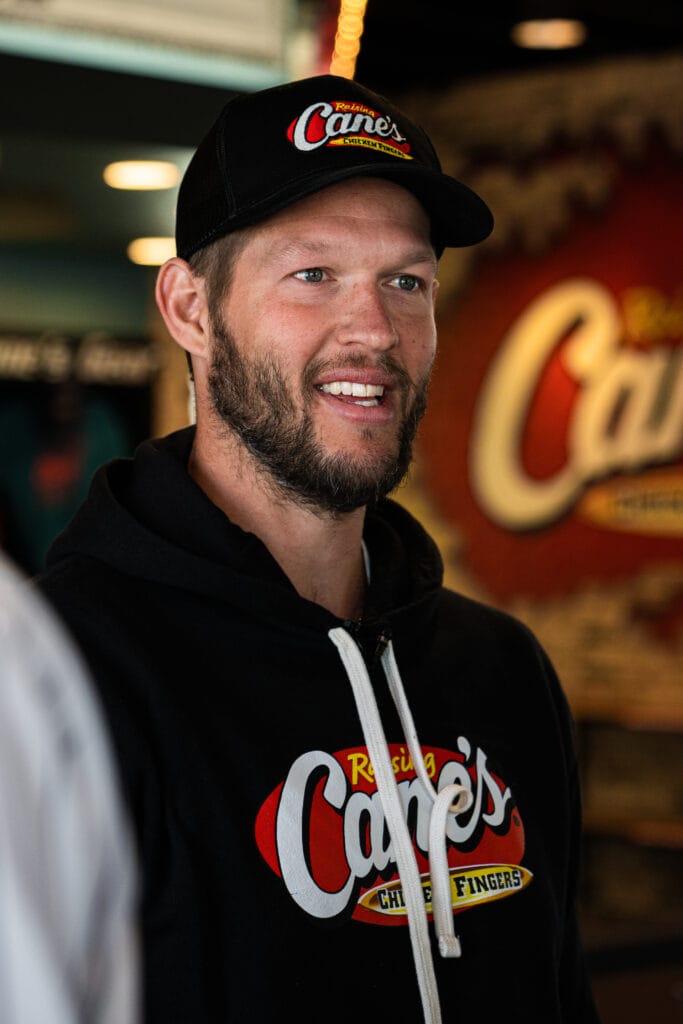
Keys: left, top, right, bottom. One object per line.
{"left": 254, "top": 738, "right": 532, "bottom": 925}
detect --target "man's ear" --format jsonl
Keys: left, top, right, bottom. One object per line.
{"left": 155, "top": 258, "right": 210, "bottom": 362}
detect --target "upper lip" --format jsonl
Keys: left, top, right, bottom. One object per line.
{"left": 314, "top": 368, "right": 397, "bottom": 390}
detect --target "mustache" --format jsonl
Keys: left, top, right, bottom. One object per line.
{"left": 302, "top": 352, "right": 415, "bottom": 392}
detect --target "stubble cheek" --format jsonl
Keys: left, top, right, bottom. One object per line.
{"left": 398, "top": 308, "right": 436, "bottom": 364}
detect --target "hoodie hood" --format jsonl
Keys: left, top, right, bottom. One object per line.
{"left": 46, "top": 426, "right": 444, "bottom": 637}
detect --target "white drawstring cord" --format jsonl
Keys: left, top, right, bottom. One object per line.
{"left": 428, "top": 785, "right": 470, "bottom": 957}
{"left": 328, "top": 627, "right": 443, "bottom": 1024}
{"left": 380, "top": 641, "right": 472, "bottom": 958}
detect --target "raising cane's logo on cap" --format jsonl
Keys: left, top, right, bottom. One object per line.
{"left": 254, "top": 739, "right": 531, "bottom": 927}
{"left": 287, "top": 100, "right": 413, "bottom": 160}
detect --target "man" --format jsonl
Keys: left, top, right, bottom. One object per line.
{"left": 0, "top": 553, "right": 139, "bottom": 1023}
{"left": 38, "top": 75, "right": 599, "bottom": 1022}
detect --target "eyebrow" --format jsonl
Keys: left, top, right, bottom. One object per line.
{"left": 267, "top": 240, "right": 334, "bottom": 262}
{"left": 266, "top": 239, "right": 438, "bottom": 269}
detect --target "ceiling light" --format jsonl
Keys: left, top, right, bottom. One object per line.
{"left": 104, "top": 160, "right": 180, "bottom": 190}
{"left": 329, "top": 0, "right": 368, "bottom": 80}
{"left": 127, "top": 237, "right": 176, "bottom": 266}
{"left": 511, "top": 18, "right": 587, "bottom": 50}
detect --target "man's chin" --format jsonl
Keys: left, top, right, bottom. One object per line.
{"left": 289, "top": 452, "right": 410, "bottom": 514}
{"left": 319, "top": 435, "right": 403, "bottom": 471}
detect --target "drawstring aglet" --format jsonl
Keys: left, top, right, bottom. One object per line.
{"left": 438, "top": 934, "right": 462, "bottom": 958}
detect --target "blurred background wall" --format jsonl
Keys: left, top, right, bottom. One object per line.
{"left": 1, "top": 1, "right": 681, "bottom": 1019}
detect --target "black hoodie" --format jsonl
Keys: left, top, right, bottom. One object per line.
{"left": 37, "top": 426, "right": 599, "bottom": 1023}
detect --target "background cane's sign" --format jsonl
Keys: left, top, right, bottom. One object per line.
{"left": 471, "top": 277, "right": 683, "bottom": 532}
{"left": 422, "top": 151, "right": 683, "bottom": 602}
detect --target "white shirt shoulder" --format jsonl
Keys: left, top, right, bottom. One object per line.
{"left": 0, "top": 556, "right": 139, "bottom": 1024}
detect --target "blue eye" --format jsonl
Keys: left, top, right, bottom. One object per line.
{"left": 394, "top": 274, "right": 419, "bottom": 291}
{"left": 295, "top": 268, "right": 325, "bottom": 283}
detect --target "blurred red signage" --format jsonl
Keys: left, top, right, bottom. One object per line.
{"left": 422, "top": 149, "right": 682, "bottom": 603}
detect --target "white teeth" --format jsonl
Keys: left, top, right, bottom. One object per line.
{"left": 320, "top": 381, "right": 385, "bottom": 399}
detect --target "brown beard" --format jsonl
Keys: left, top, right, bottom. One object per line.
{"left": 207, "top": 313, "right": 430, "bottom": 515}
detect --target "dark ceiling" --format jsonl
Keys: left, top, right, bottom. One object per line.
{"left": 354, "top": 0, "right": 683, "bottom": 96}
{"left": 2, "top": 0, "right": 682, "bottom": 148}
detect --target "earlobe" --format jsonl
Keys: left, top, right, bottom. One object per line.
{"left": 155, "top": 258, "right": 209, "bottom": 360}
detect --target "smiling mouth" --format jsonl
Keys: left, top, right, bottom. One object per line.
{"left": 317, "top": 381, "right": 386, "bottom": 407}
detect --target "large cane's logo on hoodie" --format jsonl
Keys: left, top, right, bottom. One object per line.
{"left": 254, "top": 737, "right": 532, "bottom": 926}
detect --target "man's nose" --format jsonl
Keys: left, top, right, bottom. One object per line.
{"left": 336, "top": 284, "right": 398, "bottom": 351}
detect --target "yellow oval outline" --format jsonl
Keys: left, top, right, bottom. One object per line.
{"left": 358, "top": 863, "right": 533, "bottom": 918}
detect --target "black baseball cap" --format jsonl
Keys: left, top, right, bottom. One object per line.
{"left": 175, "top": 74, "right": 493, "bottom": 260}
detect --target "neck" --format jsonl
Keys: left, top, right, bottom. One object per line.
{"left": 189, "top": 418, "right": 367, "bottom": 620}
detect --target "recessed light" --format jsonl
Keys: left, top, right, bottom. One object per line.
{"left": 127, "top": 237, "right": 176, "bottom": 266}
{"left": 104, "top": 160, "right": 180, "bottom": 190}
{"left": 511, "top": 18, "right": 587, "bottom": 50}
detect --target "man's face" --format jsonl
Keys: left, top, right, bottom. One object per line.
{"left": 206, "top": 178, "right": 438, "bottom": 514}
